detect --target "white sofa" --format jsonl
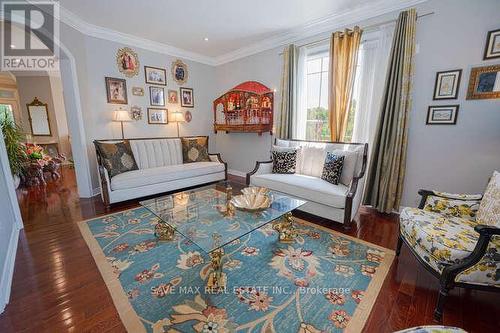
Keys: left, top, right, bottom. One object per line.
{"left": 247, "top": 139, "right": 368, "bottom": 227}
{"left": 94, "top": 136, "right": 227, "bottom": 207}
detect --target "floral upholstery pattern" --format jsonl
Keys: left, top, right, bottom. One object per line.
{"left": 455, "top": 234, "right": 500, "bottom": 287}
{"left": 395, "top": 325, "right": 467, "bottom": 333}
{"left": 476, "top": 171, "right": 500, "bottom": 227}
{"left": 400, "top": 208, "right": 479, "bottom": 272}
{"left": 423, "top": 193, "right": 482, "bottom": 219}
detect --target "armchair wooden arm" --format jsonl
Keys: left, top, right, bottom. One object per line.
{"left": 208, "top": 153, "right": 227, "bottom": 180}
{"left": 418, "top": 189, "right": 483, "bottom": 209}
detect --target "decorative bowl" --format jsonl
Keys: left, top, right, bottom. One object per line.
{"left": 230, "top": 193, "right": 272, "bottom": 212}
{"left": 241, "top": 187, "right": 270, "bottom": 196}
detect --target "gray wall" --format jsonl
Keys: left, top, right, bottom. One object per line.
{"left": 214, "top": 0, "right": 500, "bottom": 207}
{"left": 58, "top": 25, "right": 217, "bottom": 193}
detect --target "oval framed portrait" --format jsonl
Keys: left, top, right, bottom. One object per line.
{"left": 116, "top": 47, "right": 140, "bottom": 77}
{"left": 184, "top": 110, "right": 192, "bottom": 123}
{"left": 171, "top": 59, "right": 188, "bottom": 85}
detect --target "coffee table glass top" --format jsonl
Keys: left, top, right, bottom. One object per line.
{"left": 140, "top": 185, "right": 305, "bottom": 254}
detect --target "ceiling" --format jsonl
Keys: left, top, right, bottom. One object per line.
{"left": 58, "top": 0, "right": 424, "bottom": 65}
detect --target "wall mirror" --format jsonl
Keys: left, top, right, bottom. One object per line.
{"left": 27, "top": 97, "right": 51, "bottom": 136}
{"left": 466, "top": 64, "right": 500, "bottom": 100}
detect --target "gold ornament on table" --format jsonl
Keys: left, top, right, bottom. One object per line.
{"left": 207, "top": 234, "right": 227, "bottom": 291}
{"left": 230, "top": 193, "right": 272, "bottom": 212}
{"left": 273, "top": 212, "right": 297, "bottom": 243}
{"left": 116, "top": 47, "right": 140, "bottom": 77}
{"left": 241, "top": 187, "right": 270, "bottom": 196}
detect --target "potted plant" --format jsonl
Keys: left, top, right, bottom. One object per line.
{"left": 0, "top": 113, "right": 27, "bottom": 188}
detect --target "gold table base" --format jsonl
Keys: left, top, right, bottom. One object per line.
{"left": 206, "top": 247, "right": 226, "bottom": 291}
{"left": 155, "top": 221, "right": 175, "bottom": 241}
{"left": 273, "top": 212, "right": 297, "bottom": 243}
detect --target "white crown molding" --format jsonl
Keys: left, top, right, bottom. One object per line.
{"left": 2, "top": 0, "right": 428, "bottom": 67}
{"left": 213, "top": 0, "right": 429, "bottom": 65}
{"left": 57, "top": 6, "right": 217, "bottom": 66}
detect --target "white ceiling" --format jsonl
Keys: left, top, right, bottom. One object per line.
{"left": 58, "top": 0, "right": 426, "bottom": 65}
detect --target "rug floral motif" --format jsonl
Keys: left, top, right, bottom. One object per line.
{"left": 79, "top": 207, "right": 394, "bottom": 333}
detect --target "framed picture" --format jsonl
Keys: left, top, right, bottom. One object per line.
{"left": 148, "top": 108, "right": 168, "bottom": 124}
{"left": 466, "top": 64, "right": 500, "bottom": 100}
{"left": 172, "top": 59, "right": 188, "bottom": 85}
{"left": 105, "top": 77, "right": 128, "bottom": 104}
{"left": 483, "top": 29, "right": 500, "bottom": 60}
{"left": 184, "top": 110, "right": 192, "bottom": 123}
{"left": 132, "top": 87, "right": 144, "bottom": 96}
{"left": 426, "top": 105, "right": 459, "bottom": 125}
{"left": 149, "top": 86, "right": 165, "bottom": 106}
{"left": 433, "top": 69, "right": 461, "bottom": 100}
{"left": 180, "top": 87, "right": 194, "bottom": 107}
{"left": 116, "top": 47, "right": 139, "bottom": 77}
{"left": 168, "top": 89, "right": 178, "bottom": 104}
{"left": 144, "top": 66, "right": 167, "bottom": 85}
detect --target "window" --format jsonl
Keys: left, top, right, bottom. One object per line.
{"left": 305, "top": 52, "right": 330, "bottom": 141}
{"left": 0, "top": 104, "right": 15, "bottom": 123}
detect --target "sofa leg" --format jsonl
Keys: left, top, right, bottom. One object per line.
{"left": 434, "top": 286, "right": 449, "bottom": 321}
{"left": 396, "top": 235, "right": 403, "bottom": 256}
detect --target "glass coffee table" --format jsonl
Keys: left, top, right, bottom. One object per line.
{"left": 140, "top": 183, "right": 305, "bottom": 291}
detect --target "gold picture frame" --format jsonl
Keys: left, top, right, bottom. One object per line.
{"left": 171, "top": 59, "right": 188, "bottom": 85}
{"left": 466, "top": 64, "right": 500, "bottom": 100}
{"left": 116, "top": 47, "right": 140, "bottom": 77}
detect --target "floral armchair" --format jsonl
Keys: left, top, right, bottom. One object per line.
{"left": 397, "top": 172, "right": 500, "bottom": 321}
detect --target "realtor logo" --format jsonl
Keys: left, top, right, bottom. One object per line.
{"left": 1, "top": 0, "right": 59, "bottom": 71}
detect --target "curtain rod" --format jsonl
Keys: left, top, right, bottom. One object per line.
{"left": 279, "top": 11, "right": 434, "bottom": 54}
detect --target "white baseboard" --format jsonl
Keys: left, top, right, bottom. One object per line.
{"left": 92, "top": 187, "right": 102, "bottom": 197}
{"left": 0, "top": 225, "right": 20, "bottom": 314}
{"left": 228, "top": 169, "right": 247, "bottom": 178}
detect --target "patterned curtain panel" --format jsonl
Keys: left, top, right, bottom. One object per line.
{"left": 277, "top": 44, "right": 298, "bottom": 140}
{"left": 363, "top": 9, "right": 417, "bottom": 213}
{"left": 328, "top": 26, "right": 362, "bottom": 142}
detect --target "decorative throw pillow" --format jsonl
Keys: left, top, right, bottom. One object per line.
{"left": 272, "top": 150, "right": 297, "bottom": 174}
{"left": 321, "top": 152, "right": 345, "bottom": 185}
{"left": 181, "top": 137, "right": 210, "bottom": 163}
{"left": 476, "top": 171, "right": 500, "bottom": 227}
{"left": 95, "top": 141, "right": 138, "bottom": 178}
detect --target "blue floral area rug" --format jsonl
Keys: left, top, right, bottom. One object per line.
{"left": 79, "top": 207, "right": 394, "bottom": 333}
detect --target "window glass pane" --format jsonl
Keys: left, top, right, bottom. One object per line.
{"left": 322, "top": 57, "right": 329, "bottom": 72}
{"left": 307, "top": 73, "right": 321, "bottom": 109}
{"left": 307, "top": 58, "right": 322, "bottom": 74}
{"left": 0, "top": 90, "right": 15, "bottom": 99}
{"left": 0, "top": 104, "right": 14, "bottom": 123}
{"left": 320, "top": 74, "right": 329, "bottom": 109}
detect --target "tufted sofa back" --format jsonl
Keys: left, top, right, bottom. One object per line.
{"left": 129, "top": 139, "right": 183, "bottom": 169}
{"left": 275, "top": 139, "right": 367, "bottom": 185}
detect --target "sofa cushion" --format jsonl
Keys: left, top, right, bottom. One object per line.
{"left": 181, "top": 137, "right": 210, "bottom": 163}
{"left": 95, "top": 140, "right": 138, "bottom": 178}
{"left": 129, "top": 139, "right": 183, "bottom": 169}
{"left": 400, "top": 207, "right": 479, "bottom": 272}
{"left": 251, "top": 173, "right": 349, "bottom": 208}
{"left": 272, "top": 150, "right": 297, "bottom": 174}
{"left": 297, "top": 146, "right": 325, "bottom": 177}
{"left": 110, "top": 161, "right": 224, "bottom": 191}
{"left": 321, "top": 152, "right": 345, "bottom": 185}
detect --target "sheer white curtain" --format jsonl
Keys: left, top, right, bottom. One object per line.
{"left": 293, "top": 46, "right": 308, "bottom": 140}
{"left": 352, "top": 23, "right": 394, "bottom": 144}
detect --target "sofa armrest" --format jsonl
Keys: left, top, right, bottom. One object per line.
{"left": 440, "top": 225, "right": 500, "bottom": 288}
{"left": 246, "top": 160, "right": 273, "bottom": 185}
{"left": 97, "top": 164, "right": 111, "bottom": 207}
{"left": 208, "top": 153, "right": 227, "bottom": 180}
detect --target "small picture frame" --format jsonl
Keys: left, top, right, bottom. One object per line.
{"left": 116, "top": 47, "right": 139, "bottom": 77}
{"left": 105, "top": 77, "right": 128, "bottom": 104}
{"left": 483, "top": 29, "right": 500, "bottom": 60}
{"left": 433, "top": 69, "right": 461, "bottom": 100}
{"left": 171, "top": 59, "right": 188, "bottom": 85}
{"left": 466, "top": 64, "right": 500, "bottom": 100}
{"left": 131, "top": 87, "right": 144, "bottom": 96}
{"left": 144, "top": 66, "right": 167, "bottom": 85}
{"left": 426, "top": 105, "right": 459, "bottom": 125}
{"left": 148, "top": 108, "right": 168, "bottom": 124}
{"left": 149, "top": 86, "right": 165, "bottom": 106}
{"left": 180, "top": 87, "right": 194, "bottom": 107}
{"left": 168, "top": 89, "right": 178, "bottom": 104}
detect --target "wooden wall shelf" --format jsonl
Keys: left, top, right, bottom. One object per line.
{"left": 213, "top": 81, "right": 274, "bottom": 135}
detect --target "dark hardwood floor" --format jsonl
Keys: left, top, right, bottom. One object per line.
{"left": 0, "top": 166, "right": 498, "bottom": 332}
